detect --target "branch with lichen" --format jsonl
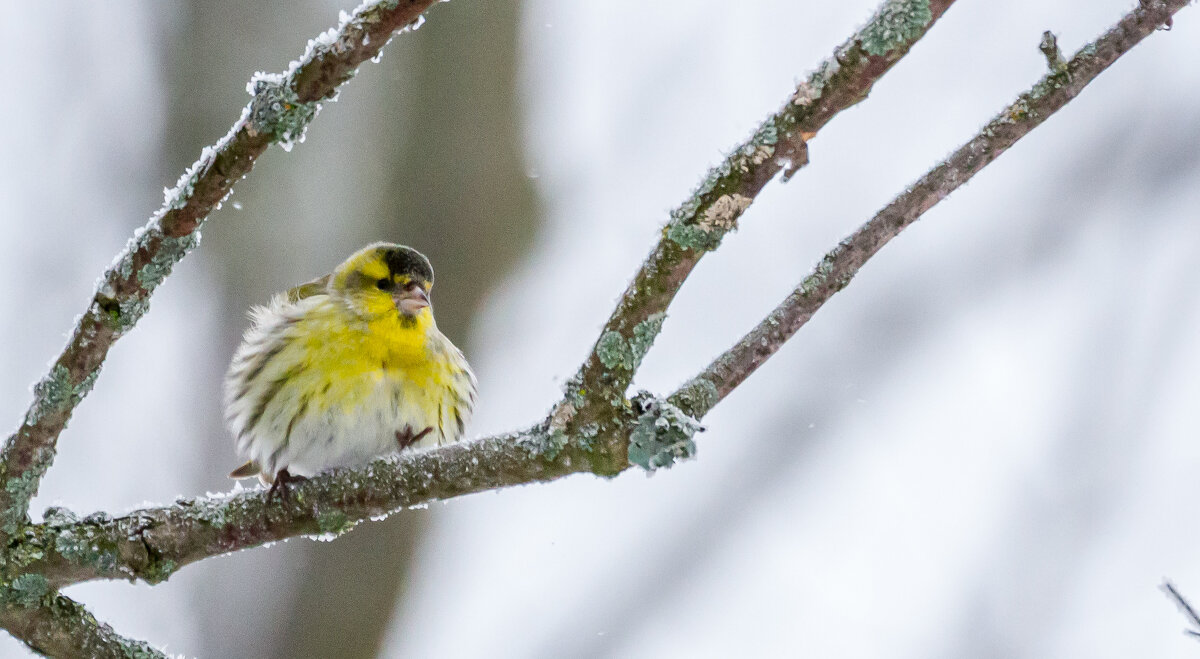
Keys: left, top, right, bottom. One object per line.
{"left": 0, "top": 590, "right": 165, "bottom": 659}
{"left": 561, "top": 0, "right": 958, "bottom": 429}
{"left": 0, "top": 0, "right": 442, "bottom": 542}
{"left": 670, "top": 0, "right": 1191, "bottom": 419}
{"left": 9, "top": 0, "right": 1189, "bottom": 599}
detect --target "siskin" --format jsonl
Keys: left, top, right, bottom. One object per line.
{"left": 224, "top": 242, "right": 476, "bottom": 495}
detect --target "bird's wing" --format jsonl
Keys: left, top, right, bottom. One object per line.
{"left": 286, "top": 274, "right": 331, "bottom": 302}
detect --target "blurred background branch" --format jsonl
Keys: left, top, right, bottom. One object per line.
{"left": 1162, "top": 580, "right": 1200, "bottom": 639}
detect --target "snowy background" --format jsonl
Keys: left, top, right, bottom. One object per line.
{"left": 1, "top": 0, "right": 1199, "bottom": 657}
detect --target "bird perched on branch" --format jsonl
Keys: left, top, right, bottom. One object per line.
{"left": 224, "top": 242, "right": 476, "bottom": 499}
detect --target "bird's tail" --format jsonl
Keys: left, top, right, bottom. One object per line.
{"left": 229, "top": 461, "right": 260, "bottom": 479}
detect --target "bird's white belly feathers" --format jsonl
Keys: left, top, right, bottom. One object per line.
{"left": 235, "top": 368, "right": 468, "bottom": 478}
{"left": 266, "top": 375, "right": 444, "bottom": 477}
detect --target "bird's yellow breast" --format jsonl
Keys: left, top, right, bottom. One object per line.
{"left": 289, "top": 302, "right": 455, "bottom": 415}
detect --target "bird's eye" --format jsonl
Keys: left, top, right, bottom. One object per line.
{"left": 376, "top": 278, "right": 395, "bottom": 291}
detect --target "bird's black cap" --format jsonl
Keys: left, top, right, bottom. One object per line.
{"left": 383, "top": 245, "right": 434, "bottom": 284}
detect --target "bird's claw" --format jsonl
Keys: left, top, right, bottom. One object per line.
{"left": 266, "top": 468, "right": 306, "bottom": 505}
{"left": 396, "top": 426, "right": 433, "bottom": 450}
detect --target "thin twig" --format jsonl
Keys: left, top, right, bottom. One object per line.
{"left": 670, "top": 0, "right": 1192, "bottom": 419}
{"left": 0, "top": 0, "right": 443, "bottom": 541}
{"left": 0, "top": 591, "right": 166, "bottom": 658}
{"left": 10, "top": 0, "right": 1190, "bottom": 594}
{"left": 562, "top": 0, "right": 958, "bottom": 428}
{"left": 1162, "top": 580, "right": 1200, "bottom": 639}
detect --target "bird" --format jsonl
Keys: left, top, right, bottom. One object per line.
{"left": 223, "top": 242, "right": 476, "bottom": 499}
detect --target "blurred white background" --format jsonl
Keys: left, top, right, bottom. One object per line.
{"left": 1, "top": 1, "right": 1199, "bottom": 657}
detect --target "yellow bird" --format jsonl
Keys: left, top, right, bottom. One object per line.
{"left": 224, "top": 242, "right": 476, "bottom": 497}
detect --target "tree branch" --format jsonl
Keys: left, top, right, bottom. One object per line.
{"left": 562, "top": 0, "right": 958, "bottom": 425}
{"left": 0, "top": 589, "right": 166, "bottom": 658}
{"left": 0, "top": 0, "right": 443, "bottom": 541}
{"left": 21, "top": 427, "right": 617, "bottom": 588}
{"left": 15, "top": 0, "right": 1190, "bottom": 593}
{"left": 1162, "top": 580, "right": 1200, "bottom": 639}
{"left": 670, "top": 0, "right": 1193, "bottom": 419}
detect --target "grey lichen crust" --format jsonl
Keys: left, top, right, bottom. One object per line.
{"left": 246, "top": 74, "right": 321, "bottom": 149}
{"left": 859, "top": 0, "right": 934, "bottom": 56}
{"left": 628, "top": 392, "right": 704, "bottom": 471}
{"left": 670, "top": 377, "right": 720, "bottom": 419}
{"left": 135, "top": 226, "right": 201, "bottom": 292}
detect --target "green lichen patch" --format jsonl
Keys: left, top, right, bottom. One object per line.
{"left": 799, "top": 241, "right": 850, "bottom": 298}
{"left": 629, "top": 313, "right": 666, "bottom": 366}
{"left": 859, "top": 0, "right": 933, "bottom": 57}
{"left": 627, "top": 393, "right": 703, "bottom": 471}
{"left": 52, "top": 524, "right": 124, "bottom": 578}
{"left": 140, "top": 558, "right": 177, "bottom": 585}
{"left": 3, "top": 573, "right": 49, "bottom": 607}
{"left": 597, "top": 331, "right": 636, "bottom": 371}
{"left": 23, "top": 365, "right": 73, "bottom": 427}
{"left": 316, "top": 509, "right": 354, "bottom": 537}
{"left": 666, "top": 223, "right": 723, "bottom": 252}
{"left": 3, "top": 472, "right": 47, "bottom": 535}
{"left": 135, "top": 227, "right": 201, "bottom": 292}
{"left": 576, "top": 422, "right": 601, "bottom": 452}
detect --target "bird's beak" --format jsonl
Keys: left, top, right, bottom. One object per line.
{"left": 395, "top": 287, "right": 430, "bottom": 315}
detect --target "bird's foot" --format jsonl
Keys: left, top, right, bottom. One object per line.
{"left": 266, "top": 468, "right": 307, "bottom": 505}
{"left": 396, "top": 426, "right": 433, "bottom": 450}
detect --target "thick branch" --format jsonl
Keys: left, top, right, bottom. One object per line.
{"left": 0, "top": 0, "right": 443, "bottom": 540}
{"left": 0, "top": 590, "right": 165, "bottom": 658}
{"left": 563, "top": 0, "right": 957, "bottom": 420}
{"left": 23, "top": 427, "right": 623, "bottom": 588}
{"left": 670, "top": 0, "right": 1192, "bottom": 419}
